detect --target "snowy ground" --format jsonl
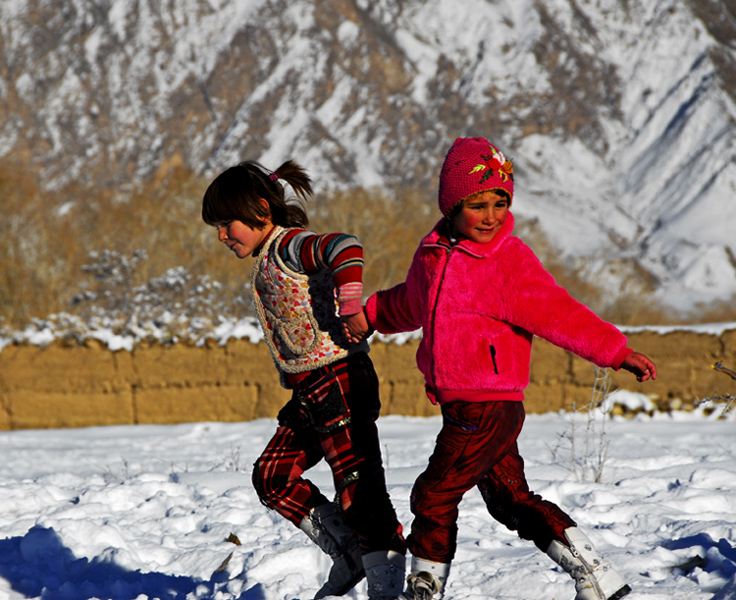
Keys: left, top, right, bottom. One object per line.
{"left": 1, "top": 404, "right": 735, "bottom": 600}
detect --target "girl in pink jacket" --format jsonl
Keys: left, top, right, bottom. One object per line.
{"left": 363, "top": 137, "right": 657, "bottom": 600}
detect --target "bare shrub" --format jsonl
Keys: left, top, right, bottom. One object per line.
{"left": 0, "top": 162, "right": 246, "bottom": 330}
{"left": 550, "top": 366, "right": 612, "bottom": 483}
{"left": 695, "top": 362, "right": 736, "bottom": 419}
{"left": 62, "top": 249, "right": 251, "bottom": 343}
{"left": 3, "top": 157, "right": 725, "bottom": 335}
{"left": 310, "top": 186, "right": 438, "bottom": 296}
{"left": 688, "top": 294, "right": 736, "bottom": 324}
{"left": 0, "top": 160, "right": 78, "bottom": 324}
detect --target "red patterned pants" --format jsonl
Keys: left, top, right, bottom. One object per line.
{"left": 407, "top": 400, "right": 575, "bottom": 563}
{"left": 252, "top": 352, "right": 404, "bottom": 554}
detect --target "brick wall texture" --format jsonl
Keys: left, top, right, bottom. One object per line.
{"left": 1, "top": 328, "right": 734, "bottom": 430}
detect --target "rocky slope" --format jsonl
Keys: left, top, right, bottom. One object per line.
{"left": 1, "top": 0, "right": 735, "bottom": 309}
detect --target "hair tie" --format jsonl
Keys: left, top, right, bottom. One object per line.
{"left": 269, "top": 172, "right": 279, "bottom": 182}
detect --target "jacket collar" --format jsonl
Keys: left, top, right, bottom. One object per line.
{"left": 252, "top": 224, "right": 282, "bottom": 257}
{"left": 422, "top": 211, "right": 516, "bottom": 258}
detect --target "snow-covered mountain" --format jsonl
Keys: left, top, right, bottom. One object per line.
{"left": 2, "top": 0, "right": 735, "bottom": 309}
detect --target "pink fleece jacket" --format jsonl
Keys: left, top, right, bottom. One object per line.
{"left": 365, "top": 212, "right": 632, "bottom": 404}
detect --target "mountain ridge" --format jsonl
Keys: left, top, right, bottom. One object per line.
{"left": 1, "top": 0, "right": 735, "bottom": 310}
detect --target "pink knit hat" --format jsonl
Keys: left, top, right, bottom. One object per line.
{"left": 438, "top": 137, "right": 514, "bottom": 215}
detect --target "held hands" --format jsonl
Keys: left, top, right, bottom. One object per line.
{"left": 621, "top": 351, "right": 658, "bottom": 382}
{"left": 342, "top": 310, "right": 373, "bottom": 344}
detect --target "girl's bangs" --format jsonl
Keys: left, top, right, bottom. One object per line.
{"left": 202, "top": 190, "right": 240, "bottom": 225}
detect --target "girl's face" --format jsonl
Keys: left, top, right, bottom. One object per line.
{"left": 215, "top": 218, "right": 273, "bottom": 259}
{"left": 451, "top": 191, "right": 510, "bottom": 244}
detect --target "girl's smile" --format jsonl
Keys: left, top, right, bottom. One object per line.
{"left": 216, "top": 219, "right": 273, "bottom": 258}
{"left": 451, "top": 191, "right": 510, "bottom": 244}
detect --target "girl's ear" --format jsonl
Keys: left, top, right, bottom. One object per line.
{"left": 258, "top": 198, "right": 273, "bottom": 226}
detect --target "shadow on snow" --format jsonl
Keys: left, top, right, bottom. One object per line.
{"left": 0, "top": 525, "right": 266, "bottom": 600}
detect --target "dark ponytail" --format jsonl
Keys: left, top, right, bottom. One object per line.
{"left": 202, "top": 159, "right": 310, "bottom": 229}
{"left": 269, "top": 160, "right": 311, "bottom": 227}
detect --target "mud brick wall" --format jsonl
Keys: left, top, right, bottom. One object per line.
{"left": 0, "top": 328, "right": 734, "bottom": 430}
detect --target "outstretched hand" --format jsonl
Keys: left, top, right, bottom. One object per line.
{"left": 621, "top": 351, "right": 657, "bottom": 382}
{"left": 342, "top": 311, "right": 373, "bottom": 344}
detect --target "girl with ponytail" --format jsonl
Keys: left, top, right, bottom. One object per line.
{"left": 202, "top": 160, "right": 406, "bottom": 600}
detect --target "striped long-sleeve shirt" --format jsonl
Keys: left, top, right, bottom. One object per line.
{"left": 276, "top": 229, "right": 364, "bottom": 316}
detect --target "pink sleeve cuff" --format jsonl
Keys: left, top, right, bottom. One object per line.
{"left": 611, "top": 346, "right": 633, "bottom": 370}
{"left": 364, "top": 294, "right": 379, "bottom": 327}
{"left": 337, "top": 282, "right": 363, "bottom": 316}
{"left": 339, "top": 298, "right": 363, "bottom": 317}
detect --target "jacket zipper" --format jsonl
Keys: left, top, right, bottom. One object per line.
{"left": 428, "top": 241, "right": 453, "bottom": 388}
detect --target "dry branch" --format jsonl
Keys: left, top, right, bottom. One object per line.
{"left": 712, "top": 362, "right": 736, "bottom": 381}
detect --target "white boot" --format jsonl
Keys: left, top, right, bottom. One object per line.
{"left": 402, "top": 556, "right": 451, "bottom": 600}
{"left": 299, "top": 503, "right": 364, "bottom": 598}
{"left": 547, "top": 527, "right": 631, "bottom": 600}
{"left": 363, "top": 550, "right": 406, "bottom": 599}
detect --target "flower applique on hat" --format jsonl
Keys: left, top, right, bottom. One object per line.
{"left": 470, "top": 146, "right": 514, "bottom": 184}
{"left": 438, "top": 137, "right": 515, "bottom": 215}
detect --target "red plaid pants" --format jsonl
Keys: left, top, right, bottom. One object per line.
{"left": 408, "top": 400, "right": 575, "bottom": 563}
{"left": 252, "top": 352, "right": 404, "bottom": 553}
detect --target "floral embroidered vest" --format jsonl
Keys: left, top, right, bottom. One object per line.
{"left": 251, "top": 226, "right": 368, "bottom": 382}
